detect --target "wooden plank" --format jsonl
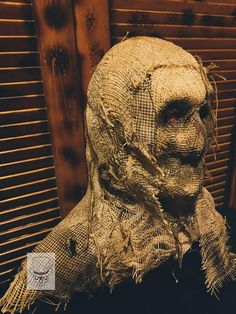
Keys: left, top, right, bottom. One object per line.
{"left": 203, "top": 59, "right": 236, "bottom": 70}
{"left": 1, "top": 1, "right": 32, "bottom": 4}
{"left": 211, "top": 70, "right": 236, "bottom": 81}
{"left": 0, "top": 107, "right": 46, "bottom": 124}
{"left": 0, "top": 269, "right": 16, "bottom": 287}
{"left": 0, "top": 3, "right": 33, "bottom": 20}
{"left": 217, "top": 107, "right": 236, "bottom": 118}
{"left": 212, "top": 98, "right": 236, "bottom": 109}
{"left": 0, "top": 217, "right": 60, "bottom": 245}
{"left": 0, "top": 81, "right": 43, "bottom": 97}
{"left": 111, "top": 37, "right": 236, "bottom": 49}
{"left": 212, "top": 80, "right": 236, "bottom": 91}
{"left": 0, "top": 198, "right": 58, "bottom": 220}
{"left": 206, "top": 157, "right": 230, "bottom": 170}
{"left": 0, "top": 157, "right": 54, "bottom": 177}
{"left": 0, "top": 145, "right": 53, "bottom": 164}
{"left": 0, "top": 167, "right": 55, "bottom": 189}
{"left": 0, "top": 52, "right": 40, "bottom": 68}
{"left": 0, "top": 67, "right": 41, "bottom": 83}
{"left": 204, "top": 173, "right": 227, "bottom": 186}
{"left": 111, "top": 24, "right": 236, "bottom": 38}
{"left": 0, "top": 228, "right": 54, "bottom": 253}
{"left": 205, "top": 150, "right": 230, "bottom": 163}
{"left": 173, "top": 0, "right": 236, "bottom": 4}
{"left": 0, "top": 207, "right": 58, "bottom": 234}
{"left": 0, "top": 121, "right": 49, "bottom": 138}
{"left": 73, "top": 0, "right": 111, "bottom": 96}
{"left": 111, "top": 9, "right": 236, "bottom": 28}
{"left": 0, "top": 188, "right": 58, "bottom": 211}
{"left": 207, "top": 141, "right": 231, "bottom": 155}
{"left": 217, "top": 116, "right": 235, "bottom": 127}
{"left": 206, "top": 181, "right": 226, "bottom": 193}
{"left": 0, "top": 21, "right": 35, "bottom": 36}
{"left": 0, "top": 94, "right": 45, "bottom": 111}
{"left": 217, "top": 89, "right": 236, "bottom": 99}
{"left": 0, "top": 37, "right": 37, "bottom": 52}
{"left": 1, "top": 178, "right": 57, "bottom": 202}
{"left": 0, "top": 133, "right": 51, "bottom": 152}
{"left": 188, "top": 50, "right": 236, "bottom": 60}
{"left": 34, "top": 0, "right": 89, "bottom": 217}
{"left": 110, "top": 0, "right": 236, "bottom": 16}
{"left": 216, "top": 124, "right": 234, "bottom": 136}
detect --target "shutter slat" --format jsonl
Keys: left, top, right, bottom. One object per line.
{"left": 209, "top": 166, "right": 228, "bottom": 176}
{"left": 0, "top": 156, "right": 54, "bottom": 177}
{"left": 0, "top": 52, "right": 40, "bottom": 68}
{"left": 0, "top": 228, "right": 54, "bottom": 254}
{"left": 0, "top": 198, "right": 58, "bottom": 220}
{"left": 0, "top": 133, "right": 51, "bottom": 152}
{"left": 111, "top": 24, "right": 236, "bottom": 38}
{"left": 212, "top": 98, "right": 236, "bottom": 109}
{"left": 0, "top": 188, "right": 58, "bottom": 211}
{"left": 218, "top": 90, "right": 236, "bottom": 100}
{"left": 0, "top": 207, "right": 59, "bottom": 235}
{"left": 0, "top": 108, "right": 47, "bottom": 124}
{"left": 112, "top": 37, "right": 236, "bottom": 50}
{"left": 0, "top": 145, "right": 53, "bottom": 164}
{"left": 207, "top": 157, "right": 230, "bottom": 170}
{"left": 0, "top": 216, "right": 60, "bottom": 244}
{"left": 0, "top": 94, "right": 44, "bottom": 110}
{"left": 206, "top": 180, "right": 226, "bottom": 192}
{"left": 0, "top": 3, "right": 33, "bottom": 20}
{"left": 0, "top": 37, "right": 37, "bottom": 52}
{"left": 111, "top": 9, "right": 236, "bottom": 28}
{"left": 0, "top": 67, "right": 41, "bottom": 83}
{"left": 204, "top": 173, "right": 227, "bottom": 185}
{"left": 188, "top": 50, "right": 236, "bottom": 60}
{"left": 110, "top": 1, "right": 236, "bottom": 16}
{"left": 0, "top": 21, "right": 35, "bottom": 36}
{"left": 1, "top": 177, "right": 57, "bottom": 201}
{"left": 0, "top": 0, "right": 60, "bottom": 287}
{"left": 0, "top": 81, "right": 43, "bottom": 97}
{"left": 0, "top": 121, "right": 49, "bottom": 138}
{"left": 205, "top": 150, "right": 230, "bottom": 163}
{"left": 0, "top": 167, "right": 55, "bottom": 188}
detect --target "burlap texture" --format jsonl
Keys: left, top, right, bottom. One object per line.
{"left": 0, "top": 37, "right": 235, "bottom": 313}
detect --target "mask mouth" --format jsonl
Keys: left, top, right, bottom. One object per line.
{"left": 158, "top": 192, "right": 198, "bottom": 217}
{"left": 158, "top": 150, "right": 204, "bottom": 167}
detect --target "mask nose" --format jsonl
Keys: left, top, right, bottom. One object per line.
{"left": 174, "top": 114, "right": 207, "bottom": 160}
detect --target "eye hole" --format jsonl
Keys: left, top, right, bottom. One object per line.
{"left": 166, "top": 110, "right": 180, "bottom": 124}
{"left": 161, "top": 100, "right": 190, "bottom": 124}
{"left": 199, "top": 103, "right": 210, "bottom": 120}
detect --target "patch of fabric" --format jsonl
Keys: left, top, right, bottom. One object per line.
{"left": 133, "top": 76, "right": 156, "bottom": 153}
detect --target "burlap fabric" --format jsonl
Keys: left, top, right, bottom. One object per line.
{"left": 1, "top": 37, "right": 235, "bottom": 313}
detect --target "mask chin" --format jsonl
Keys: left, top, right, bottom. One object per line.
{"left": 158, "top": 170, "right": 203, "bottom": 217}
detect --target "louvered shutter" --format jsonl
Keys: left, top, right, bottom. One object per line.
{"left": 110, "top": 0, "right": 236, "bottom": 211}
{"left": 0, "top": 0, "right": 60, "bottom": 288}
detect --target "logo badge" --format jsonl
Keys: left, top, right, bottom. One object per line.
{"left": 27, "top": 253, "right": 55, "bottom": 290}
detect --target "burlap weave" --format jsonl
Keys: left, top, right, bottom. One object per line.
{"left": 0, "top": 37, "right": 235, "bottom": 313}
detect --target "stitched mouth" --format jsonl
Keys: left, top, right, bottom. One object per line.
{"left": 159, "top": 150, "right": 204, "bottom": 167}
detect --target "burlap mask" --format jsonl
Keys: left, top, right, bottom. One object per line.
{"left": 1, "top": 37, "right": 236, "bottom": 313}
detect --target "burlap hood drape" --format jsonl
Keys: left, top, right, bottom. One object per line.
{"left": 1, "top": 37, "right": 235, "bottom": 314}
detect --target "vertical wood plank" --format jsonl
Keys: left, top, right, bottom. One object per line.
{"left": 229, "top": 145, "right": 236, "bottom": 210}
{"left": 73, "top": 0, "right": 110, "bottom": 98}
{"left": 33, "top": 0, "right": 87, "bottom": 217}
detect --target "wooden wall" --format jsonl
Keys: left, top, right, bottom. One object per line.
{"left": 0, "top": 0, "right": 60, "bottom": 288}
{"left": 110, "top": 0, "right": 236, "bottom": 211}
